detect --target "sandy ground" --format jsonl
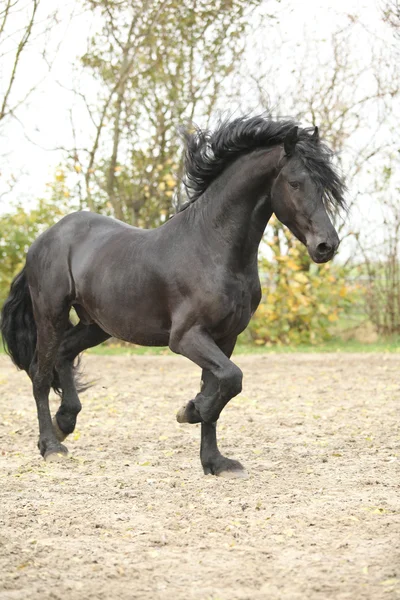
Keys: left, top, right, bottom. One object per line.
{"left": 0, "top": 352, "right": 399, "bottom": 600}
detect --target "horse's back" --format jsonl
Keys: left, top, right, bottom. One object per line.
{"left": 40, "top": 211, "right": 139, "bottom": 245}
{"left": 25, "top": 212, "right": 146, "bottom": 296}
{"left": 28, "top": 211, "right": 145, "bottom": 264}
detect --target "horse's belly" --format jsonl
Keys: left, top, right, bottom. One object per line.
{"left": 120, "top": 329, "right": 170, "bottom": 347}
{"left": 94, "top": 315, "right": 171, "bottom": 347}
{"left": 77, "top": 298, "right": 171, "bottom": 347}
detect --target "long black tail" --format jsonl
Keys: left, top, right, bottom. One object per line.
{"left": 0, "top": 266, "right": 70, "bottom": 394}
{"left": 1, "top": 267, "right": 37, "bottom": 374}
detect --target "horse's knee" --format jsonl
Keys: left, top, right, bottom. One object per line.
{"left": 223, "top": 364, "right": 243, "bottom": 398}
{"left": 195, "top": 364, "right": 242, "bottom": 423}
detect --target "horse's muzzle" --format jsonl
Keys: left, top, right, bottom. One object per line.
{"left": 308, "top": 236, "right": 340, "bottom": 263}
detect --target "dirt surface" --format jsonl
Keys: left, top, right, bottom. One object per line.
{"left": 0, "top": 352, "right": 399, "bottom": 600}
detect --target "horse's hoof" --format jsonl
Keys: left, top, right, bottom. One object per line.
{"left": 176, "top": 401, "right": 202, "bottom": 424}
{"left": 203, "top": 457, "right": 248, "bottom": 479}
{"left": 176, "top": 405, "right": 189, "bottom": 423}
{"left": 52, "top": 416, "right": 68, "bottom": 442}
{"left": 43, "top": 444, "right": 69, "bottom": 462}
{"left": 44, "top": 452, "right": 68, "bottom": 463}
{"left": 217, "top": 468, "right": 248, "bottom": 479}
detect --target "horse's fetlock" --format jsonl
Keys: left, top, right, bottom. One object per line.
{"left": 199, "top": 406, "right": 220, "bottom": 423}
{"left": 55, "top": 411, "right": 77, "bottom": 435}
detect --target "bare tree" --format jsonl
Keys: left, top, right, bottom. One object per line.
{"left": 66, "top": 0, "right": 265, "bottom": 225}
{"left": 0, "top": 0, "right": 63, "bottom": 204}
{"left": 234, "top": 18, "right": 400, "bottom": 338}
{"left": 355, "top": 160, "right": 400, "bottom": 335}
{"left": 0, "top": 0, "right": 60, "bottom": 125}
{"left": 383, "top": 0, "right": 400, "bottom": 36}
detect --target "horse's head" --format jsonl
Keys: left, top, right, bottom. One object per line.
{"left": 271, "top": 126, "right": 344, "bottom": 264}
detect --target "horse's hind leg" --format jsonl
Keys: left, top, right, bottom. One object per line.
{"left": 53, "top": 322, "right": 110, "bottom": 441}
{"left": 29, "top": 301, "right": 70, "bottom": 460}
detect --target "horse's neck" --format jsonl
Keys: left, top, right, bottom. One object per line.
{"left": 199, "top": 147, "right": 280, "bottom": 266}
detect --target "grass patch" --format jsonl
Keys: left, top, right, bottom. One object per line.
{"left": 84, "top": 337, "right": 400, "bottom": 356}
{"left": 2, "top": 337, "right": 399, "bottom": 358}
{"left": 86, "top": 344, "right": 173, "bottom": 356}
{"left": 234, "top": 339, "right": 400, "bottom": 354}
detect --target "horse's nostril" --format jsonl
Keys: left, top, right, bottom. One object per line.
{"left": 317, "top": 242, "right": 332, "bottom": 255}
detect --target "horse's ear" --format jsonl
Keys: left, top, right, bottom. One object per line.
{"left": 284, "top": 126, "right": 299, "bottom": 157}
{"left": 312, "top": 126, "right": 319, "bottom": 142}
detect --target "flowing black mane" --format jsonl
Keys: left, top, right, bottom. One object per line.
{"left": 180, "top": 115, "right": 346, "bottom": 213}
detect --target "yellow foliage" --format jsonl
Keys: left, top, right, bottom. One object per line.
{"left": 164, "top": 174, "right": 176, "bottom": 188}
{"left": 248, "top": 222, "right": 357, "bottom": 345}
{"left": 293, "top": 272, "right": 309, "bottom": 284}
{"left": 0, "top": 200, "right": 70, "bottom": 304}
{"left": 286, "top": 259, "right": 301, "bottom": 270}
{"left": 55, "top": 170, "right": 65, "bottom": 182}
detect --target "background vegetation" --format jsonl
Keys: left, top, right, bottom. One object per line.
{"left": 1, "top": 0, "right": 399, "bottom": 350}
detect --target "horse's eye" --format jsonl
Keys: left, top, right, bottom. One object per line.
{"left": 289, "top": 181, "right": 300, "bottom": 190}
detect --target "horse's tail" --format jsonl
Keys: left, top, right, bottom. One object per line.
{"left": 1, "top": 266, "right": 86, "bottom": 395}
{"left": 1, "top": 266, "right": 37, "bottom": 375}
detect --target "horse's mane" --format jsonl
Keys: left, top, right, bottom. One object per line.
{"left": 180, "top": 115, "right": 346, "bottom": 213}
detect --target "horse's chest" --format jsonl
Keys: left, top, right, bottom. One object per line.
{"left": 210, "top": 277, "right": 258, "bottom": 337}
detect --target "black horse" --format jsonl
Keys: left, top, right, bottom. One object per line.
{"left": 1, "top": 116, "right": 346, "bottom": 477}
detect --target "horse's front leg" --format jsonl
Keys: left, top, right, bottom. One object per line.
{"left": 171, "top": 327, "right": 242, "bottom": 424}
{"left": 199, "top": 371, "right": 247, "bottom": 478}
{"left": 170, "top": 328, "right": 246, "bottom": 477}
